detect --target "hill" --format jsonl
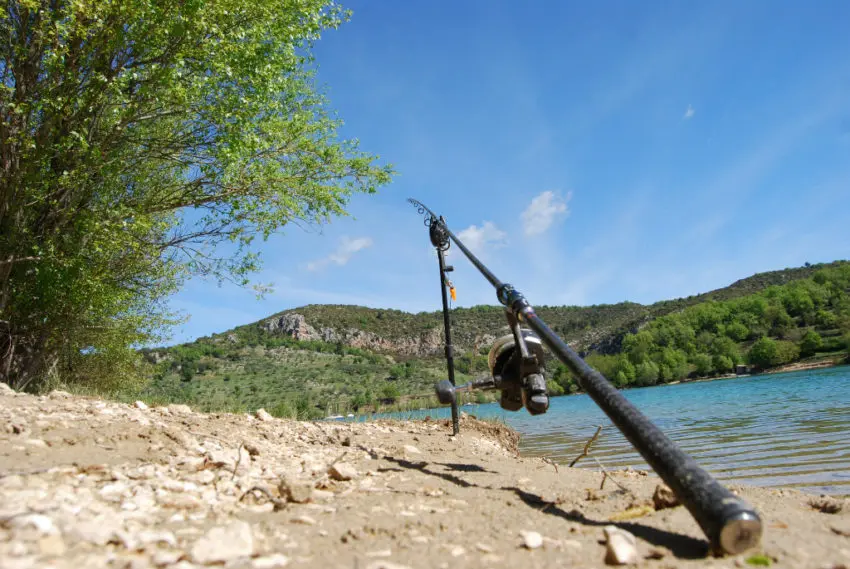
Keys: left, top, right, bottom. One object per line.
{"left": 137, "top": 261, "right": 850, "bottom": 417}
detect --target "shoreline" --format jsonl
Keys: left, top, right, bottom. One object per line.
{"left": 2, "top": 388, "right": 849, "bottom": 568}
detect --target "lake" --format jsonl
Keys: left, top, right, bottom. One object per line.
{"left": 371, "top": 365, "right": 850, "bottom": 495}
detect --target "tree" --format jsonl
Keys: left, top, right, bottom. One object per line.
{"left": 0, "top": 0, "right": 391, "bottom": 390}
{"left": 712, "top": 354, "right": 734, "bottom": 373}
{"left": 692, "top": 353, "right": 713, "bottom": 376}
{"left": 799, "top": 330, "right": 823, "bottom": 357}
{"left": 748, "top": 337, "right": 777, "bottom": 369}
{"left": 622, "top": 331, "right": 654, "bottom": 364}
{"left": 774, "top": 341, "right": 800, "bottom": 365}
{"left": 725, "top": 321, "right": 750, "bottom": 342}
{"left": 634, "top": 361, "right": 659, "bottom": 386}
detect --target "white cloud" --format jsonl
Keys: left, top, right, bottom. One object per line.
{"left": 521, "top": 191, "right": 571, "bottom": 236}
{"left": 683, "top": 104, "right": 695, "bottom": 119}
{"left": 306, "top": 236, "right": 373, "bottom": 271}
{"left": 454, "top": 221, "right": 507, "bottom": 256}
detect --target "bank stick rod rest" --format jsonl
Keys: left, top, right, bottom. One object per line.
{"left": 407, "top": 198, "right": 763, "bottom": 556}
{"left": 429, "top": 213, "right": 460, "bottom": 435}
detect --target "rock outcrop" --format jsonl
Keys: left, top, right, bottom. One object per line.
{"left": 260, "top": 313, "right": 445, "bottom": 357}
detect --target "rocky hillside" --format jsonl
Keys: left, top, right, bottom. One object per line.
{"left": 137, "top": 261, "right": 848, "bottom": 418}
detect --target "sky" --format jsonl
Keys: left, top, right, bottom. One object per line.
{"left": 167, "top": 0, "right": 850, "bottom": 345}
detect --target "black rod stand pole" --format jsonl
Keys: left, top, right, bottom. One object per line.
{"left": 436, "top": 246, "right": 460, "bottom": 435}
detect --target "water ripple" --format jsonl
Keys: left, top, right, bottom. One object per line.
{"left": 516, "top": 366, "right": 850, "bottom": 495}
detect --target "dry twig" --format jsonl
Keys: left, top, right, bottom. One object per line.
{"left": 569, "top": 425, "right": 603, "bottom": 467}
{"left": 594, "top": 457, "right": 632, "bottom": 494}
{"left": 240, "top": 486, "right": 286, "bottom": 511}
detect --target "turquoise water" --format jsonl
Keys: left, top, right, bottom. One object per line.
{"left": 370, "top": 366, "right": 850, "bottom": 495}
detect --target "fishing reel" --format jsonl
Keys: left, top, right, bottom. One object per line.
{"left": 436, "top": 326, "right": 550, "bottom": 416}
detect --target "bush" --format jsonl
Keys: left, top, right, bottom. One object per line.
{"left": 546, "top": 379, "right": 565, "bottom": 396}
{"left": 635, "top": 361, "right": 659, "bottom": 386}
{"left": 713, "top": 355, "right": 734, "bottom": 373}
{"left": 748, "top": 337, "right": 777, "bottom": 369}
{"left": 799, "top": 330, "right": 823, "bottom": 357}
{"left": 692, "top": 353, "right": 714, "bottom": 376}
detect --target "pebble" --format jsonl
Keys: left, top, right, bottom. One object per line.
{"left": 312, "top": 489, "right": 334, "bottom": 501}
{"left": 133, "top": 401, "right": 149, "bottom": 410}
{"left": 48, "top": 390, "right": 72, "bottom": 399}
{"left": 255, "top": 408, "right": 274, "bottom": 422}
{"left": 603, "top": 525, "right": 638, "bottom": 565}
{"left": 328, "top": 463, "right": 359, "bottom": 481}
{"left": 152, "top": 550, "right": 183, "bottom": 566}
{"left": 167, "top": 404, "right": 192, "bottom": 415}
{"left": 365, "top": 562, "right": 412, "bottom": 569}
{"left": 24, "top": 438, "right": 48, "bottom": 448}
{"left": 190, "top": 521, "right": 254, "bottom": 564}
{"left": 7, "top": 514, "right": 56, "bottom": 535}
{"left": 520, "top": 530, "right": 543, "bottom": 549}
{"left": 252, "top": 554, "right": 290, "bottom": 568}
{"left": 279, "top": 477, "right": 313, "bottom": 504}
{"left": 652, "top": 485, "right": 680, "bottom": 510}
{"left": 291, "top": 515, "right": 316, "bottom": 525}
{"left": 403, "top": 445, "right": 422, "bottom": 455}
{"left": 66, "top": 519, "right": 118, "bottom": 546}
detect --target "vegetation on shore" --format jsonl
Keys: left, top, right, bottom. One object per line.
{"left": 122, "top": 261, "right": 850, "bottom": 419}
{"left": 0, "top": 0, "right": 391, "bottom": 393}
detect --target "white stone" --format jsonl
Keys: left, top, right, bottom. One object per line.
{"left": 133, "top": 400, "right": 149, "bottom": 410}
{"left": 167, "top": 404, "right": 192, "bottom": 414}
{"left": 8, "top": 514, "right": 56, "bottom": 535}
{"left": 603, "top": 525, "right": 638, "bottom": 565}
{"left": 99, "top": 482, "right": 128, "bottom": 501}
{"left": 0, "top": 382, "right": 14, "bottom": 395}
{"left": 191, "top": 521, "right": 253, "bottom": 564}
{"left": 328, "top": 463, "right": 358, "bottom": 481}
{"left": 403, "top": 445, "right": 422, "bottom": 455}
{"left": 519, "top": 530, "right": 543, "bottom": 549}
{"left": 24, "top": 438, "right": 48, "bottom": 448}
{"left": 365, "top": 562, "right": 412, "bottom": 569}
{"left": 66, "top": 518, "right": 118, "bottom": 546}
{"left": 255, "top": 408, "right": 274, "bottom": 422}
{"left": 152, "top": 550, "right": 183, "bottom": 567}
{"left": 252, "top": 554, "right": 290, "bottom": 568}
{"left": 291, "top": 515, "right": 316, "bottom": 525}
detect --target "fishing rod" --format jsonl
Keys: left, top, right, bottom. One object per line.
{"left": 407, "top": 198, "right": 762, "bottom": 556}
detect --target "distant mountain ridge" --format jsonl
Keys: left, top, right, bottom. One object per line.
{"left": 219, "top": 260, "right": 848, "bottom": 358}
{"left": 140, "top": 260, "right": 849, "bottom": 418}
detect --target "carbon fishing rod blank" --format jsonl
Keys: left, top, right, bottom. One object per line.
{"left": 407, "top": 197, "right": 763, "bottom": 556}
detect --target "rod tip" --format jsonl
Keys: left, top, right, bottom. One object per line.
{"left": 719, "top": 511, "right": 763, "bottom": 555}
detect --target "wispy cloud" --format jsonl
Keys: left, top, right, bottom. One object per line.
{"left": 455, "top": 222, "right": 507, "bottom": 256}
{"left": 306, "top": 236, "right": 373, "bottom": 271}
{"left": 683, "top": 104, "right": 695, "bottom": 119}
{"left": 521, "top": 191, "right": 571, "bottom": 236}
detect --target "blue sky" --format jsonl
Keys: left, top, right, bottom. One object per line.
{"left": 167, "top": 0, "right": 850, "bottom": 345}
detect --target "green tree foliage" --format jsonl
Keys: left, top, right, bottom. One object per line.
{"left": 748, "top": 337, "right": 777, "bottom": 369}
{"left": 0, "top": 0, "right": 391, "bottom": 390}
{"left": 634, "top": 361, "right": 660, "bottom": 386}
{"left": 712, "top": 355, "right": 734, "bottom": 373}
{"left": 799, "top": 330, "right": 823, "bottom": 357}
{"left": 691, "top": 353, "right": 713, "bottom": 376}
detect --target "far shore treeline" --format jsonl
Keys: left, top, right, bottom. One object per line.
{"left": 136, "top": 261, "right": 850, "bottom": 419}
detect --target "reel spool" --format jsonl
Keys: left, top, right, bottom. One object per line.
{"left": 488, "top": 330, "right": 549, "bottom": 415}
